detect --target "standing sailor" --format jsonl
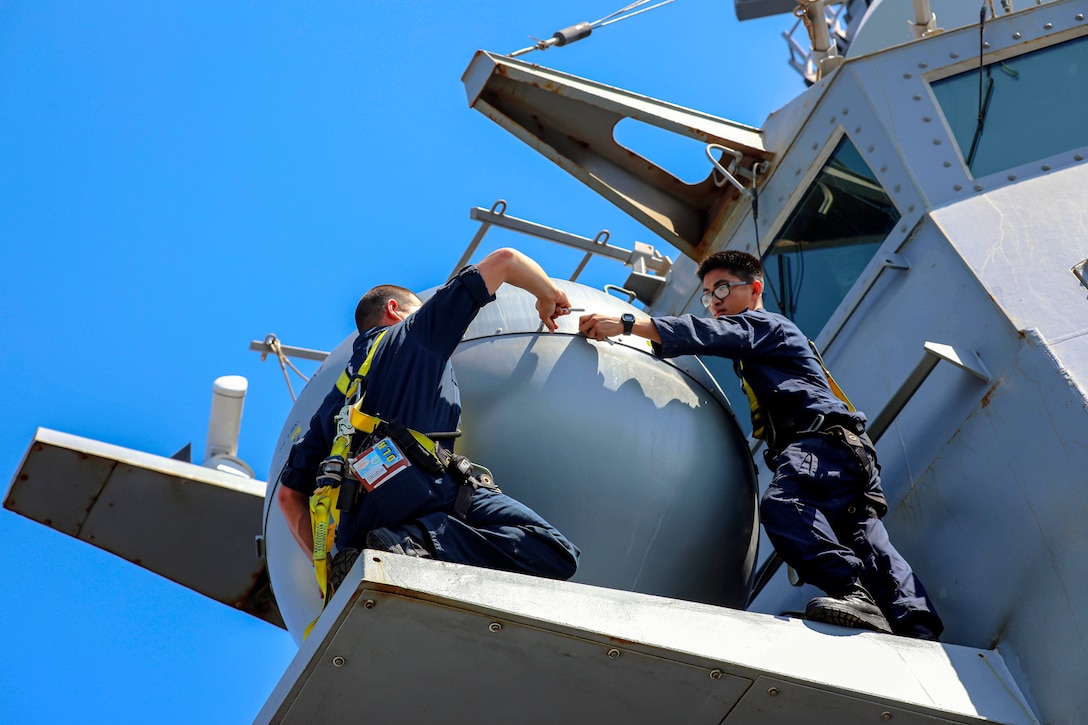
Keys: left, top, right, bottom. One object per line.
{"left": 579, "top": 250, "right": 942, "bottom": 639}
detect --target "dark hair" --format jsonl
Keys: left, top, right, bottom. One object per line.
{"left": 354, "top": 285, "right": 420, "bottom": 333}
{"left": 696, "top": 250, "right": 763, "bottom": 282}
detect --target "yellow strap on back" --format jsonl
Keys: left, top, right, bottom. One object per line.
{"left": 334, "top": 328, "right": 390, "bottom": 396}
{"left": 739, "top": 373, "right": 768, "bottom": 441}
{"left": 739, "top": 338, "right": 855, "bottom": 443}
{"left": 307, "top": 328, "right": 391, "bottom": 618}
{"left": 808, "top": 340, "right": 856, "bottom": 411}
{"left": 335, "top": 369, "right": 351, "bottom": 396}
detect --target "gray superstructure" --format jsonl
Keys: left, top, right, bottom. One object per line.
{"left": 456, "top": 2, "right": 1088, "bottom": 721}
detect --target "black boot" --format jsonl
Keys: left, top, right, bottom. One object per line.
{"left": 805, "top": 582, "right": 893, "bottom": 634}
{"left": 328, "top": 547, "right": 360, "bottom": 598}
{"left": 365, "top": 526, "right": 432, "bottom": 558}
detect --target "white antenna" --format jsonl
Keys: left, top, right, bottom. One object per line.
{"left": 203, "top": 375, "right": 255, "bottom": 478}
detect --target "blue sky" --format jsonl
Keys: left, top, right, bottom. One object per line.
{"left": 0, "top": 2, "right": 801, "bottom": 722}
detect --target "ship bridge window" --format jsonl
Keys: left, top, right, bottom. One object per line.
{"left": 931, "top": 33, "right": 1088, "bottom": 178}
{"left": 761, "top": 135, "right": 899, "bottom": 337}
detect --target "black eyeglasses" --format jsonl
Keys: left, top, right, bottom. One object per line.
{"left": 700, "top": 280, "right": 752, "bottom": 308}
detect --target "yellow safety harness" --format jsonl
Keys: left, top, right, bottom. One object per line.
{"left": 740, "top": 339, "right": 855, "bottom": 445}
{"left": 308, "top": 329, "right": 389, "bottom": 608}
{"left": 304, "top": 329, "right": 501, "bottom": 639}
{"left": 809, "top": 340, "right": 856, "bottom": 412}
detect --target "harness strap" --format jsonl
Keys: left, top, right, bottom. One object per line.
{"left": 743, "top": 338, "right": 859, "bottom": 453}
{"left": 807, "top": 340, "right": 856, "bottom": 412}
{"left": 308, "top": 329, "right": 388, "bottom": 607}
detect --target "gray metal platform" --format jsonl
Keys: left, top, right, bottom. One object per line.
{"left": 257, "top": 553, "right": 1037, "bottom": 725}
{"left": 4, "top": 428, "right": 280, "bottom": 626}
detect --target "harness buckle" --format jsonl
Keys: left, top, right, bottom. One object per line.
{"left": 316, "top": 456, "right": 346, "bottom": 488}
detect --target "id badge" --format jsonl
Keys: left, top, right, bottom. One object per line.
{"left": 350, "top": 436, "right": 410, "bottom": 493}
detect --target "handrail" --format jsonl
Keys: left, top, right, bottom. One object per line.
{"left": 450, "top": 201, "right": 672, "bottom": 288}
{"left": 867, "top": 342, "right": 990, "bottom": 442}
{"left": 248, "top": 339, "right": 329, "bottom": 363}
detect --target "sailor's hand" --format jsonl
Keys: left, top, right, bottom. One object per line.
{"left": 578, "top": 313, "right": 622, "bottom": 341}
{"left": 537, "top": 287, "right": 572, "bottom": 332}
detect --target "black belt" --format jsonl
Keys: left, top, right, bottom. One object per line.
{"left": 765, "top": 415, "right": 869, "bottom": 466}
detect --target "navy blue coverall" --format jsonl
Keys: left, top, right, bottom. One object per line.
{"left": 280, "top": 265, "right": 579, "bottom": 580}
{"left": 652, "top": 308, "right": 942, "bottom": 637}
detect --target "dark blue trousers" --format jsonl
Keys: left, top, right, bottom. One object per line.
{"left": 417, "top": 487, "right": 580, "bottom": 580}
{"left": 759, "top": 434, "right": 943, "bottom": 637}
{"left": 340, "top": 466, "right": 579, "bottom": 581}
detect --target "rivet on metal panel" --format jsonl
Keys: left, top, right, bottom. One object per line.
{"left": 918, "top": 62, "right": 928, "bottom": 69}
{"left": 854, "top": 126, "right": 862, "bottom": 134}
{"left": 1012, "top": 32, "right": 1022, "bottom": 40}
{"left": 607, "top": 648, "right": 621, "bottom": 659}
{"left": 1076, "top": 154, "right": 1085, "bottom": 162}
{"left": 867, "top": 145, "right": 874, "bottom": 153}
{"left": 881, "top": 713, "right": 893, "bottom": 721}
{"left": 907, "top": 205, "right": 915, "bottom": 213}
{"left": 983, "top": 41, "right": 991, "bottom": 48}
{"left": 932, "top": 139, "right": 942, "bottom": 145}
{"left": 974, "top": 184, "right": 984, "bottom": 191}
{"left": 710, "top": 669, "right": 723, "bottom": 680}
{"left": 811, "top": 143, "right": 818, "bottom": 150}
{"left": 923, "top": 116, "right": 932, "bottom": 123}
{"left": 495, "top": 328, "right": 503, "bottom": 334}
{"left": 489, "top": 622, "right": 502, "bottom": 632}
{"left": 950, "top": 52, "right": 960, "bottom": 59}
{"left": 943, "top": 161, "right": 952, "bottom": 168}
{"left": 363, "top": 599, "right": 376, "bottom": 609}
{"left": 829, "top": 116, "right": 836, "bottom": 124}
{"left": 893, "top": 185, "right": 901, "bottom": 193}
{"left": 1077, "top": 14, "right": 1085, "bottom": 22}
{"left": 1007, "top": 174, "right": 1017, "bottom": 181}
{"left": 767, "top": 687, "right": 779, "bottom": 697}
{"left": 1044, "top": 23, "right": 1053, "bottom": 30}
{"left": 954, "top": 184, "right": 963, "bottom": 191}
{"left": 903, "top": 73, "right": 912, "bottom": 79}
{"left": 1042, "top": 164, "right": 1051, "bottom": 171}
{"left": 880, "top": 164, "right": 888, "bottom": 173}
{"left": 332, "top": 656, "right": 346, "bottom": 667}
{"left": 842, "top": 108, "right": 849, "bottom": 115}
{"left": 912, "top": 94, "right": 922, "bottom": 101}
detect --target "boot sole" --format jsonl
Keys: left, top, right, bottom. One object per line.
{"left": 805, "top": 600, "right": 893, "bottom": 634}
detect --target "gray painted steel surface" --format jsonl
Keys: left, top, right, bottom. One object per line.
{"left": 3, "top": 428, "right": 279, "bottom": 626}
{"left": 257, "top": 553, "right": 1035, "bottom": 725}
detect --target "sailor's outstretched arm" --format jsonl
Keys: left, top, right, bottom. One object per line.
{"left": 476, "top": 247, "right": 571, "bottom": 332}
{"left": 578, "top": 313, "right": 662, "bottom": 343}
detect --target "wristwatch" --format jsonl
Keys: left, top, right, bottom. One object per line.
{"left": 621, "top": 313, "right": 635, "bottom": 336}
